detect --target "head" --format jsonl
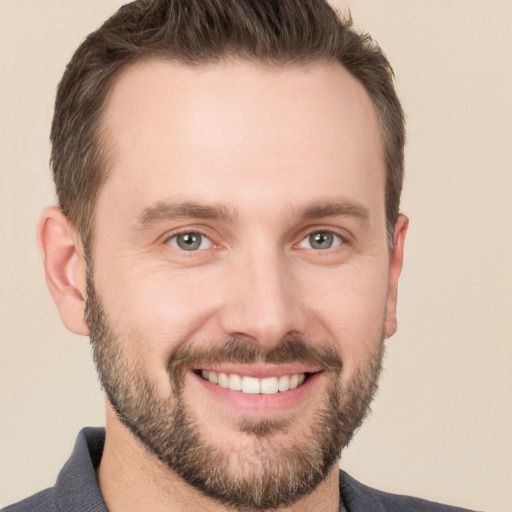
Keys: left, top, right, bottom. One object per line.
{"left": 40, "top": 1, "right": 408, "bottom": 510}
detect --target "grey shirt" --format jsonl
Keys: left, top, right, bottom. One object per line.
{"left": 3, "top": 428, "right": 474, "bottom": 512}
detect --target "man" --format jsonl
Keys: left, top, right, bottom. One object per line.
{"left": 3, "top": 1, "right": 474, "bottom": 511}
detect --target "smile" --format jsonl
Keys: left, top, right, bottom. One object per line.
{"left": 200, "top": 370, "right": 307, "bottom": 394}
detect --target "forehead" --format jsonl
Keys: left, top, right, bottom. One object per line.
{"left": 99, "top": 58, "right": 385, "bottom": 220}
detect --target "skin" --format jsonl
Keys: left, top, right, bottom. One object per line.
{"left": 38, "top": 59, "right": 408, "bottom": 511}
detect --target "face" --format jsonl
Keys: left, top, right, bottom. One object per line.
{"left": 86, "top": 59, "right": 404, "bottom": 509}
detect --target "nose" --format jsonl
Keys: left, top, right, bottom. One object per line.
{"left": 219, "top": 247, "right": 306, "bottom": 351}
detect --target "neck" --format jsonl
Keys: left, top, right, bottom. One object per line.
{"left": 97, "top": 406, "right": 340, "bottom": 512}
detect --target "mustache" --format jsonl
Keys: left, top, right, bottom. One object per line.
{"left": 167, "top": 336, "right": 343, "bottom": 383}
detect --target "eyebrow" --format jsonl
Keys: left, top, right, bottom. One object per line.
{"left": 299, "top": 199, "right": 370, "bottom": 223}
{"left": 135, "top": 200, "right": 237, "bottom": 229}
{"left": 135, "top": 197, "right": 370, "bottom": 230}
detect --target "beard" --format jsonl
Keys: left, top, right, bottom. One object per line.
{"left": 85, "top": 266, "right": 385, "bottom": 510}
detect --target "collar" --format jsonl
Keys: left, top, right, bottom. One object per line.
{"left": 53, "top": 427, "right": 107, "bottom": 512}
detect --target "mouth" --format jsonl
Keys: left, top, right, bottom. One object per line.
{"left": 196, "top": 370, "right": 310, "bottom": 395}
{"left": 188, "top": 363, "right": 325, "bottom": 414}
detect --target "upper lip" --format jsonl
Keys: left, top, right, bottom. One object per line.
{"left": 192, "top": 364, "right": 323, "bottom": 378}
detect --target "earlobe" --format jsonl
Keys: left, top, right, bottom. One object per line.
{"left": 37, "top": 206, "right": 89, "bottom": 336}
{"left": 385, "top": 214, "right": 409, "bottom": 339}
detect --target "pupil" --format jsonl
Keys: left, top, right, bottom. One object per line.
{"left": 179, "top": 233, "right": 200, "bottom": 250}
{"left": 311, "top": 232, "right": 332, "bottom": 249}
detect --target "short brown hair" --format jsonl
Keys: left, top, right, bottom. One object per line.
{"left": 51, "top": 0, "right": 405, "bottom": 248}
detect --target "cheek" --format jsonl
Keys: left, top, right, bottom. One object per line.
{"left": 93, "top": 262, "right": 224, "bottom": 396}
{"left": 300, "top": 261, "right": 388, "bottom": 371}
{"left": 103, "top": 266, "right": 222, "bottom": 346}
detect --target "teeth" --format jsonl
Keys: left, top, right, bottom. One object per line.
{"left": 229, "top": 373, "right": 242, "bottom": 391}
{"left": 242, "top": 376, "right": 260, "bottom": 394}
{"left": 200, "top": 370, "right": 307, "bottom": 394}
{"left": 218, "top": 372, "right": 229, "bottom": 388}
{"left": 278, "top": 375, "right": 290, "bottom": 391}
{"left": 260, "top": 376, "right": 279, "bottom": 395}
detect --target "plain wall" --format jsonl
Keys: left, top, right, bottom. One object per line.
{"left": 1, "top": 1, "right": 511, "bottom": 510}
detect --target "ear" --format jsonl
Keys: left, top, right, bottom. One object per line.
{"left": 384, "top": 214, "right": 409, "bottom": 339}
{"left": 37, "top": 206, "right": 89, "bottom": 336}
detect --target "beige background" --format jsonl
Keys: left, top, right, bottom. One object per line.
{"left": 1, "top": 1, "right": 511, "bottom": 510}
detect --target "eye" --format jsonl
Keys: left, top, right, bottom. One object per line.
{"left": 167, "top": 232, "right": 213, "bottom": 251}
{"left": 299, "top": 231, "right": 343, "bottom": 250}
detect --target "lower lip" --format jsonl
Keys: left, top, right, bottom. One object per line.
{"left": 188, "top": 371, "right": 323, "bottom": 414}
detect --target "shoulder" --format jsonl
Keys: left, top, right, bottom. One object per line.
{"left": 339, "top": 470, "right": 476, "bottom": 512}
{"left": 2, "top": 427, "right": 107, "bottom": 512}
{"left": 2, "top": 488, "right": 54, "bottom": 512}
